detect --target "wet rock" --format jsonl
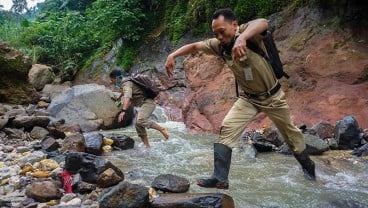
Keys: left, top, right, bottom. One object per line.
{"left": 47, "top": 84, "right": 131, "bottom": 132}
{"left": 57, "top": 123, "right": 81, "bottom": 135}
{"left": 25, "top": 104, "right": 37, "bottom": 116}
{"left": 80, "top": 199, "right": 99, "bottom": 208}
{"left": 16, "top": 146, "right": 32, "bottom": 153}
{"left": 124, "top": 169, "right": 156, "bottom": 186}
{"left": 36, "top": 159, "right": 59, "bottom": 172}
{"left": 107, "top": 134, "right": 135, "bottom": 150}
{"left": 19, "top": 197, "right": 37, "bottom": 208}
{"left": 311, "top": 121, "right": 335, "bottom": 139}
{"left": 0, "top": 115, "right": 8, "bottom": 130}
{"left": 263, "top": 127, "right": 284, "bottom": 147}
{"left": 60, "top": 197, "right": 82, "bottom": 206}
{"left": 151, "top": 174, "right": 190, "bottom": 193}
{"left": 276, "top": 143, "right": 293, "bottom": 155}
{"left": 30, "top": 126, "right": 49, "bottom": 140}
{"left": 64, "top": 152, "right": 124, "bottom": 184}
{"left": 97, "top": 168, "right": 124, "bottom": 188}
{"left": 250, "top": 131, "right": 275, "bottom": 152}
{"left": 351, "top": 143, "right": 368, "bottom": 157}
{"left": 19, "top": 151, "right": 47, "bottom": 167}
{"left": 28, "top": 64, "right": 55, "bottom": 91}
{"left": 41, "top": 84, "right": 70, "bottom": 101}
{"left": 98, "top": 181, "right": 150, "bottom": 208}
{"left": 0, "top": 199, "right": 11, "bottom": 207}
{"left": 151, "top": 193, "right": 235, "bottom": 208}
{"left": 334, "top": 115, "right": 363, "bottom": 150}
{"left": 40, "top": 137, "right": 60, "bottom": 152}
{"left": 60, "top": 133, "right": 85, "bottom": 153}
{"left": 1, "top": 145, "right": 15, "bottom": 153}
{"left": 46, "top": 126, "right": 66, "bottom": 139}
{"left": 3, "top": 128, "right": 25, "bottom": 140}
{"left": 325, "top": 137, "right": 339, "bottom": 150}
{"left": 75, "top": 180, "right": 97, "bottom": 194}
{"left": 304, "top": 133, "right": 330, "bottom": 155}
{"left": 25, "top": 180, "right": 62, "bottom": 202}
{"left": 60, "top": 193, "right": 77, "bottom": 203}
{"left": 11, "top": 116, "right": 50, "bottom": 130}
{"left": 84, "top": 132, "right": 103, "bottom": 155}
{"left": 37, "top": 101, "right": 49, "bottom": 110}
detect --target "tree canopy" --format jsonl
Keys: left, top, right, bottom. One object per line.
{"left": 1, "top": 0, "right": 366, "bottom": 80}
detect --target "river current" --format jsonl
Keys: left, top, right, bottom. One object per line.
{"left": 102, "top": 108, "right": 368, "bottom": 208}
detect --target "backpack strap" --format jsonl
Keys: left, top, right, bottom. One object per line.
{"left": 235, "top": 78, "right": 239, "bottom": 97}
{"left": 246, "top": 40, "right": 269, "bottom": 62}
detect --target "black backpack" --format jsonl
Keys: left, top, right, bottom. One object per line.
{"left": 247, "top": 30, "right": 289, "bottom": 79}
{"left": 129, "top": 74, "right": 160, "bottom": 99}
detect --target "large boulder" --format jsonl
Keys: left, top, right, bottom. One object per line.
{"left": 151, "top": 193, "right": 235, "bottom": 208}
{"left": 64, "top": 152, "right": 124, "bottom": 184}
{"left": 0, "top": 42, "right": 39, "bottom": 104}
{"left": 151, "top": 174, "right": 190, "bottom": 193}
{"left": 334, "top": 115, "right": 363, "bottom": 150}
{"left": 98, "top": 181, "right": 149, "bottom": 208}
{"left": 47, "top": 84, "right": 133, "bottom": 132}
{"left": 28, "top": 64, "right": 55, "bottom": 91}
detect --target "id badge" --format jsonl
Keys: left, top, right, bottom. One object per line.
{"left": 244, "top": 67, "right": 253, "bottom": 80}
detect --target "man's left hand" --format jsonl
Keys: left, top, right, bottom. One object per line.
{"left": 232, "top": 38, "right": 247, "bottom": 60}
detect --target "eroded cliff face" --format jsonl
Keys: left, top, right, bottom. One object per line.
{"left": 159, "top": 6, "right": 368, "bottom": 133}
{"left": 0, "top": 42, "right": 39, "bottom": 104}
{"left": 71, "top": 5, "right": 367, "bottom": 133}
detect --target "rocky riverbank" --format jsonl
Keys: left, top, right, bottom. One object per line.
{"left": 1, "top": 97, "right": 367, "bottom": 207}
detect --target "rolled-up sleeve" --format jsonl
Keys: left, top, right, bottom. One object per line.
{"left": 122, "top": 81, "right": 133, "bottom": 98}
{"left": 201, "top": 38, "right": 221, "bottom": 56}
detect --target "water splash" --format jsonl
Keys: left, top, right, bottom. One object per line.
{"left": 102, "top": 115, "right": 368, "bottom": 207}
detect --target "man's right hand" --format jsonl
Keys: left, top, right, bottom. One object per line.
{"left": 165, "top": 54, "right": 175, "bottom": 78}
{"left": 118, "top": 112, "right": 125, "bottom": 122}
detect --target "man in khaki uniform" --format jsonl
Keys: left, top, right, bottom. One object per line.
{"left": 109, "top": 69, "right": 169, "bottom": 148}
{"left": 165, "top": 8, "right": 315, "bottom": 189}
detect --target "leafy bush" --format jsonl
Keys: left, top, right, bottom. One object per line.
{"left": 164, "top": 0, "right": 291, "bottom": 42}
{"left": 21, "top": 11, "right": 98, "bottom": 69}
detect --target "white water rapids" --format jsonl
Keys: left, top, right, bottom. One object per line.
{"left": 102, "top": 107, "right": 368, "bottom": 208}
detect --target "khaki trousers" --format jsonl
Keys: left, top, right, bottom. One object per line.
{"left": 219, "top": 90, "right": 306, "bottom": 154}
{"left": 135, "top": 99, "right": 155, "bottom": 137}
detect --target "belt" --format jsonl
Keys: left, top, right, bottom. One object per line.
{"left": 244, "top": 82, "right": 281, "bottom": 100}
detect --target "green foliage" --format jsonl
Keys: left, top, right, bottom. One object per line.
{"left": 19, "top": 0, "right": 151, "bottom": 74}
{"left": 21, "top": 11, "right": 99, "bottom": 69}
{"left": 0, "top": 11, "right": 25, "bottom": 47}
{"left": 117, "top": 44, "right": 140, "bottom": 70}
{"left": 86, "top": 0, "right": 145, "bottom": 45}
{"left": 2, "top": 0, "right": 308, "bottom": 77}
{"left": 164, "top": 0, "right": 292, "bottom": 42}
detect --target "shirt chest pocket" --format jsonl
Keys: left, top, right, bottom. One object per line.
{"left": 225, "top": 59, "right": 254, "bottom": 81}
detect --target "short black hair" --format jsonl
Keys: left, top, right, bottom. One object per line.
{"left": 212, "top": 8, "right": 236, "bottom": 22}
{"left": 109, "top": 69, "right": 122, "bottom": 78}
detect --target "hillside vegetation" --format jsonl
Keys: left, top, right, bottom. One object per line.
{"left": 0, "top": 0, "right": 366, "bottom": 81}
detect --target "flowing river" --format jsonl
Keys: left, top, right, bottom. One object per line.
{"left": 102, "top": 108, "right": 368, "bottom": 208}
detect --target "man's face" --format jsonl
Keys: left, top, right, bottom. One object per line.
{"left": 212, "top": 15, "right": 238, "bottom": 46}
{"left": 110, "top": 77, "right": 116, "bottom": 85}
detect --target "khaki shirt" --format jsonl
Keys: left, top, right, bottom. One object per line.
{"left": 200, "top": 23, "right": 277, "bottom": 96}
{"left": 121, "top": 80, "right": 147, "bottom": 107}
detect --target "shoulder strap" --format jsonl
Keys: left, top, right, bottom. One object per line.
{"left": 246, "top": 40, "right": 268, "bottom": 61}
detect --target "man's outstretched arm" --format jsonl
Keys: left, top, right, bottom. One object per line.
{"left": 165, "top": 42, "right": 202, "bottom": 78}
{"left": 232, "top": 18, "right": 269, "bottom": 60}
